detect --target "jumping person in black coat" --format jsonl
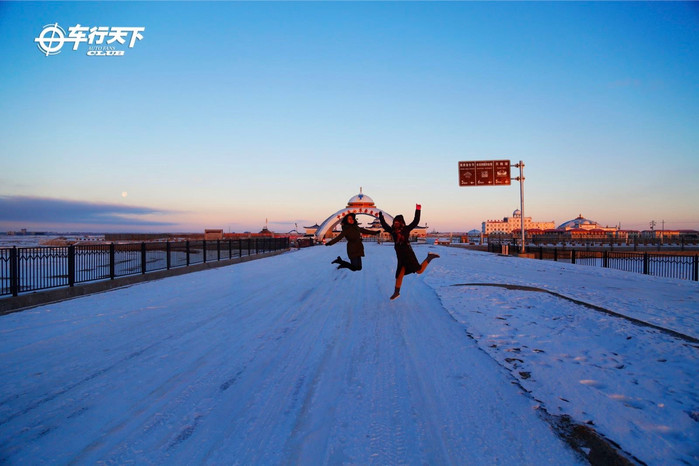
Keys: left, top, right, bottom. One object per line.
{"left": 380, "top": 204, "right": 439, "bottom": 300}
{"left": 325, "top": 213, "right": 379, "bottom": 271}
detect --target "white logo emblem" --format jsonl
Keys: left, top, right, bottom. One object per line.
{"left": 35, "top": 23, "right": 145, "bottom": 57}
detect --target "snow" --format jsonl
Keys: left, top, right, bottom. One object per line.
{"left": 0, "top": 244, "right": 697, "bottom": 464}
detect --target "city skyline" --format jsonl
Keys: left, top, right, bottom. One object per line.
{"left": 1, "top": 2, "right": 698, "bottom": 233}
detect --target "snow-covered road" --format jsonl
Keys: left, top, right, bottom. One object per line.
{"left": 1, "top": 244, "right": 697, "bottom": 464}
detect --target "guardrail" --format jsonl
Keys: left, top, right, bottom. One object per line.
{"left": 489, "top": 244, "right": 699, "bottom": 281}
{"left": 0, "top": 238, "right": 290, "bottom": 297}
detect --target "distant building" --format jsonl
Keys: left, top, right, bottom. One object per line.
{"left": 641, "top": 229, "right": 699, "bottom": 241}
{"left": 303, "top": 224, "right": 320, "bottom": 237}
{"left": 527, "top": 214, "right": 629, "bottom": 244}
{"left": 467, "top": 229, "right": 481, "bottom": 243}
{"left": 482, "top": 209, "right": 555, "bottom": 235}
{"left": 557, "top": 214, "right": 617, "bottom": 232}
{"left": 545, "top": 215, "right": 621, "bottom": 242}
{"left": 204, "top": 229, "right": 224, "bottom": 240}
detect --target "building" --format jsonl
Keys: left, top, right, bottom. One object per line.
{"left": 554, "top": 214, "right": 620, "bottom": 241}
{"left": 557, "top": 214, "right": 616, "bottom": 232}
{"left": 204, "top": 229, "right": 224, "bottom": 241}
{"left": 467, "top": 229, "right": 481, "bottom": 243}
{"left": 482, "top": 209, "right": 555, "bottom": 235}
{"left": 641, "top": 229, "right": 699, "bottom": 242}
{"left": 524, "top": 214, "right": 627, "bottom": 244}
{"left": 303, "top": 224, "right": 320, "bottom": 237}
{"left": 308, "top": 188, "right": 427, "bottom": 242}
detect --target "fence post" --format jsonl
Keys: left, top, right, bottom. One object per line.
{"left": 186, "top": 240, "right": 190, "bottom": 266}
{"left": 539, "top": 246, "right": 543, "bottom": 260}
{"left": 217, "top": 240, "right": 221, "bottom": 261}
{"left": 603, "top": 250, "right": 608, "bottom": 268}
{"left": 166, "top": 241, "right": 171, "bottom": 270}
{"left": 229, "top": 239, "right": 233, "bottom": 259}
{"left": 203, "top": 240, "right": 207, "bottom": 263}
{"left": 248, "top": 239, "right": 251, "bottom": 256}
{"left": 10, "top": 247, "right": 19, "bottom": 297}
{"left": 68, "top": 245, "right": 75, "bottom": 287}
{"left": 110, "top": 243, "right": 116, "bottom": 279}
{"left": 694, "top": 255, "right": 698, "bottom": 282}
{"left": 571, "top": 249, "right": 576, "bottom": 264}
{"left": 643, "top": 252, "right": 649, "bottom": 275}
{"left": 239, "top": 239, "right": 243, "bottom": 258}
{"left": 141, "top": 243, "right": 147, "bottom": 274}
{"left": 553, "top": 248, "right": 558, "bottom": 262}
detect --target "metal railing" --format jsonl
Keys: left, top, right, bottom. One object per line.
{"left": 489, "top": 243, "right": 699, "bottom": 281}
{"left": 0, "top": 238, "right": 289, "bottom": 297}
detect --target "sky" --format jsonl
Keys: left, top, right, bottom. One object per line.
{"left": 1, "top": 245, "right": 697, "bottom": 463}
{"left": 1, "top": 1, "right": 698, "bottom": 233}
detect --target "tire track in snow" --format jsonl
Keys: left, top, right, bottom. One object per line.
{"left": 199, "top": 258, "right": 345, "bottom": 463}
{"left": 450, "top": 283, "right": 699, "bottom": 345}
{"left": 0, "top": 267, "right": 279, "bottom": 444}
{"left": 8, "top": 261, "right": 309, "bottom": 463}
{"left": 0, "top": 341, "right": 160, "bottom": 427}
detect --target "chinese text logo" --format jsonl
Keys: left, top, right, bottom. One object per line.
{"left": 35, "top": 23, "right": 145, "bottom": 57}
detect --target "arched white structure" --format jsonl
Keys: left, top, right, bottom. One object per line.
{"left": 315, "top": 189, "right": 393, "bottom": 241}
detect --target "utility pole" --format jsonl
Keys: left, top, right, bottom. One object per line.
{"left": 661, "top": 219, "right": 665, "bottom": 245}
{"left": 514, "top": 161, "right": 526, "bottom": 253}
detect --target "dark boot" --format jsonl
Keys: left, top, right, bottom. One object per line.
{"left": 390, "top": 288, "right": 400, "bottom": 300}
{"left": 331, "top": 256, "right": 342, "bottom": 265}
{"left": 337, "top": 259, "right": 353, "bottom": 270}
{"left": 426, "top": 252, "right": 440, "bottom": 262}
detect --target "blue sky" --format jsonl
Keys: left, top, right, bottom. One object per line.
{"left": 1, "top": 1, "right": 698, "bottom": 233}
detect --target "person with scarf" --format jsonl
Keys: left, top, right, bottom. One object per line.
{"left": 325, "top": 213, "right": 379, "bottom": 271}
{"left": 379, "top": 204, "right": 439, "bottom": 300}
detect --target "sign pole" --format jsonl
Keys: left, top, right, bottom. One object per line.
{"left": 458, "top": 159, "right": 525, "bottom": 252}
{"left": 514, "top": 160, "right": 526, "bottom": 253}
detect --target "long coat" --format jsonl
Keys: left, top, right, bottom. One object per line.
{"left": 380, "top": 208, "right": 421, "bottom": 277}
{"left": 326, "top": 219, "right": 378, "bottom": 259}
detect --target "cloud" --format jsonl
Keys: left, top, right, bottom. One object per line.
{"left": 0, "top": 196, "right": 178, "bottom": 227}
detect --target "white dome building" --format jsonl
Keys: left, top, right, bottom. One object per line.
{"left": 347, "top": 191, "right": 376, "bottom": 208}
{"left": 313, "top": 188, "right": 394, "bottom": 241}
{"left": 558, "top": 214, "right": 605, "bottom": 231}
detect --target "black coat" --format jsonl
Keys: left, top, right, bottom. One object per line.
{"left": 380, "top": 208, "right": 421, "bottom": 277}
{"left": 326, "top": 219, "right": 378, "bottom": 259}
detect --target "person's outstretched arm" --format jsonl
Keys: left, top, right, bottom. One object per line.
{"left": 407, "top": 204, "right": 421, "bottom": 231}
{"left": 325, "top": 231, "right": 345, "bottom": 246}
{"left": 379, "top": 212, "right": 392, "bottom": 233}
